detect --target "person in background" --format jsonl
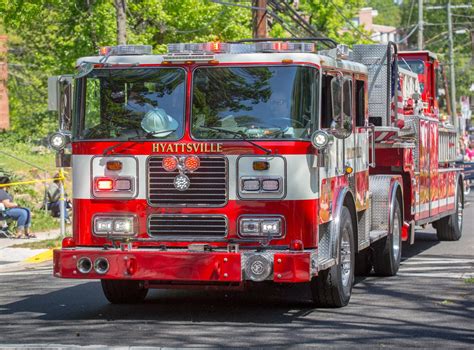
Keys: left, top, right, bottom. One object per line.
{"left": 47, "top": 174, "right": 71, "bottom": 224}
{"left": 465, "top": 142, "right": 474, "bottom": 161}
{"left": 0, "top": 176, "right": 35, "bottom": 239}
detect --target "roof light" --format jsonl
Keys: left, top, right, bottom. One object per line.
{"left": 255, "top": 42, "right": 315, "bottom": 53}
{"left": 167, "top": 42, "right": 230, "bottom": 54}
{"left": 98, "top": 45, "right": 152, "bottom": 56}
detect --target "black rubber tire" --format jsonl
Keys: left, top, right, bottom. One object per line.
{"left": 355, "top": 248, "right": 372, "bottom": 276}
{"left": 311, "top": 207, "right": 355, "bottom": 308}
{"left": 435, "top": 184, "right": 463, "bottom": 241}
{"left": 101, "top": 279, "right": 148, "bottom": 304}
{"left": 373, "top": 199, "right": 402, "bottom": 276}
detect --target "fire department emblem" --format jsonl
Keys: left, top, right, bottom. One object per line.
{"left": 162, "top": 155, "right": 200, "bottom": 191}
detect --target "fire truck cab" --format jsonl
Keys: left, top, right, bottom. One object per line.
{"left": 49, "top": 39, "right": 463, "bottom": 308}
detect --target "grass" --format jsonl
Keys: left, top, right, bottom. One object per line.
{"left": 464, "top": 278, "right": 474, "bottom": 284}
{"left": 1, "top": 139, "right": 72, "bottom": 233}
{"left": 0, "top": 141, "right": 56, "bottom": 174}
{"left": 11, "top": 236, "right": 64, "bottom": 249}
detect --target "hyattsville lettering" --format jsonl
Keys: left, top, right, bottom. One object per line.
{"left": 152, "top": 143, "right": 223, "bottom": 153}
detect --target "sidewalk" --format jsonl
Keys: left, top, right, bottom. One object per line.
{"left": 0, "top": 228, "right": 61, "bottom": 271}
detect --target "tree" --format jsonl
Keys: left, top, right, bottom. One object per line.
{"left": 400, "top": 0, "right": 473, "bottom": 99}
{"left": 114, "top": 0, "right": 128, "bottom": 45}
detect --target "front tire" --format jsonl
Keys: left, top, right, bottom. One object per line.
{"left": 311, "top": 207, "right": 355, "bottom": 307}
{"left": 435, "top": 183, "right": 463, "bottom": 241}
{"left": 373, "top": 198, "right": 402, "bottom": 276}
{"left": 101, "top": 280, "right": 148, "bottom": 304}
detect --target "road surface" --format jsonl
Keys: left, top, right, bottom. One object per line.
{"left": 0, "top": 194, "right": 473, "bottom": 348}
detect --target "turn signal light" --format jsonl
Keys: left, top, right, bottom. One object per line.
{"left": 184, "top": 155, "right": 200, "bottom": 172}
{"left": 253, "top": 161, "right": 270, "bottom": 171}
{"left": 96, "top": 178, "right": 114, "bottom": 190}
{"left": 162, "top": 156, "right": 178, "bottom": 172}
{"left": 106, "top": 161, "right": 123, "bottom": 171}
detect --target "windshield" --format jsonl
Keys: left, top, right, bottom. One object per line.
{"left": 398, "top": 59, "right": 425, "bottom": 74}
{"left": 74, "top": 68, "right": 185, "bottom": 140}
{"left": 191, "top": 66, "right": 319, "bottom": 140}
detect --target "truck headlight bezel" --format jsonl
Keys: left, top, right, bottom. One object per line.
{"left": 238, "top": 216, "right": 285, "bottom": 239}
{"left": 93, "top": 214, "right": 138, "bottom": 237}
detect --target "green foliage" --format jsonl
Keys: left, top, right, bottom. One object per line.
{"left": 399, "top": 0, "right": 473, "bottom": 103}
{"left": 366, "top": 0, "right": 401, "bottom": 27}
{"left": 0, "top": 0, "right": 379, "bottom": 142}
{"left": 300, "top": 0, "right": 373, "bottom": 45}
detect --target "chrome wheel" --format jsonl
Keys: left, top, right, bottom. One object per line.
{"left": 457, "top": 191, "right": 463, "bottom": 231}
{"left": 340, "top": 227, "right": 352, "bottom": 287}
{"left": 392, "top": 213, "right": 400, "bottom": 261}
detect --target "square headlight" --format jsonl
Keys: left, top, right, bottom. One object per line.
{"left": 93, "top": 215, "right": 136, "bottom": 237}
{"left": 239, "top": 217, "right": 284, "bottom": 238}
{"left": 242, "top": 179, "right": 260, "bottom": 191}
{"left": 94, "top": 218, "right": 113, "bottom": 233}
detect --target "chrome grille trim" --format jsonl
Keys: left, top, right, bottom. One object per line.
{"left": 147, "top": 155, "right": 228, "bottom": 207}
{"left": 147, "top": 214, "right": 228, "bottom": 241}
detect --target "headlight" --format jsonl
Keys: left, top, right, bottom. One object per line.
{"left": 239, "top": 217, "right": 284, "bottom": 238}
{"left": 93, "top": 215, "right": 136, "bottom": 237}
{"left": 261, "top": 179, "right": 280, "bottom": 192}
{"left": 311, "top": 130, "right": 333, "bottom": 149}
{"left": 240, "top": 177, "right": 282, "bottom": 193}
{"left": 49, "top": 131, "right": 70, "bottom": 151}
{"left": 242, "top": 179, "right": 260, "bottom": 191}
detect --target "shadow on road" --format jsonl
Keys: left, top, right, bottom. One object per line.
{"left": 402, "top": 229, "right": 440, "bottom": 259}
{"left": 0, "top": 275, "right": 472, "bottom": 346}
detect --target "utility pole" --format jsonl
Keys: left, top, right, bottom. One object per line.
{"left": 418, "top": 0, "right": 423, "bottom": 50}
{"left": 427, "top": 2, "right": 472, "bottom": 133}
{"left": 446, "top": 1, "right": 457, "bottom": 131}
{"left": 252, "top": 0, "right": 268, "bottom": 39}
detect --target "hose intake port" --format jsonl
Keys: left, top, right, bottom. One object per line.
{"left": 77, "top": 257, "right": 92, "bottom": 274}
{"left": 94, "top": 257, "right": 110, "bottom": 275}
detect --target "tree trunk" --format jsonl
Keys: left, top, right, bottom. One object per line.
{"left": 114, "top": 0, "right": 127, "bottom": 45}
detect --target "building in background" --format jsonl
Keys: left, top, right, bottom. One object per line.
{"left": 0, "top": 35, "right": 9, "bottom": 130}
{"left": 355, "top": 7, "right": 397, "bottom": 43}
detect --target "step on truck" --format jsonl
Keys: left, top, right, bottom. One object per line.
{"left": 48, "top": 39, "right": 463, "bottom": 307}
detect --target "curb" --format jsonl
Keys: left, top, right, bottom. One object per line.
{"left": 23, "top": 248, "right": 55, "bottom": 263}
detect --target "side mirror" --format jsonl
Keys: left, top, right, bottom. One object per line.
{"left": 330, "top": 76, "right": 352, "bottom": 139}
{"left": 48, "top": 75, "right": 74, "bottom": 131}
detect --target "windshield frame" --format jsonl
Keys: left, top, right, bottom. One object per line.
{"left": 72, "top": 66, "right": 187, "bottom": 142}
{"left": 189, "top": 64, "right": 320, "bottom": 142}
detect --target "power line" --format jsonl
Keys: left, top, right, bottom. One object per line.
{"left": 327, "top": 0, "right": 373, "bottom": 41}
{"left": 395, "top": 23, "right": 419, "bottom": 44}
{"left": 406, "top": 0, "right": 416, "bottom": 27}
{"left": 210, "top": 0, "right": 299, "bottom": 37}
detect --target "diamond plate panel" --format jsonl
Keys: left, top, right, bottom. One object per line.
{"left": 369, "top": 175, "right": 395, "bottom": 231}
{"left": 357, "top": 208, "right": 371, "bottom": 249}
{"left": 353, "top": 44, "right": 392, "bottom": 126}
{"left": 318, "top": 222, "right": 331, "bottom": 261}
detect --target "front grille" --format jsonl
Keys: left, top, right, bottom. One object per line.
{"left": 148, "top": 215, "right": 227, "bottom": 240}
{"left": 148, "top": 156, "right": 227, "bottom": 206}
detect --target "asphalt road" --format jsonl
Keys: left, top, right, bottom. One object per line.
{"left": 0, "top": 195, "right": 473, "bottom": 348}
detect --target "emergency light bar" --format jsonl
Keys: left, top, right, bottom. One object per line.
{"left": 166, "top": 41, "right": 316, "bottom": 55}
{"left": 98, "top": 45, "right": 152, "bottom": 56}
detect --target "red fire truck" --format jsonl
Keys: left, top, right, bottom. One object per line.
{"left": 48, "top": 39, "right": 463, "bottom": 307}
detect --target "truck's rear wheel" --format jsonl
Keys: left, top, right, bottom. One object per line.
{"left": 101, "top": 280, "right": 148, "bottom": 304}
{"left": 435, "top": 184, "right": 463, "bottom": 241}
{"left": 373, "top": 199, "right": 402, "bottom": 276}
{"left": 311, "top": 207, "right": 354, "bottom": 307}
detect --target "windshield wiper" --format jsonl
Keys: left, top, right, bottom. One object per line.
{"left": 197, "top": 126, "right": 272, "bottom": 155}
{"left": 102, "top": 129, "right": 177, "bottom": 156}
